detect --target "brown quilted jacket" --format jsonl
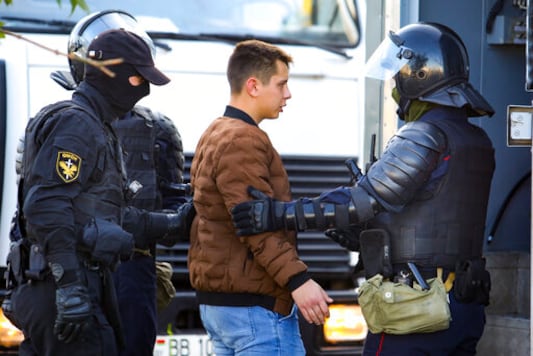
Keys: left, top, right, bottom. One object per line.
{"left": 188, "top": 108, "right": 309, "bottom": 316}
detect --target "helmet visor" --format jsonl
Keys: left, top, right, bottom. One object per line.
{"left": 364, "top": 33, "right": 412, "bottom": 80}
{"left": 70, "top": 11, "right": 156, "bottom": 59}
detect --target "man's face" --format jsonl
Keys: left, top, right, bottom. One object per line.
{"left": 257, "top": 60, "right": 291, "bottom": 120}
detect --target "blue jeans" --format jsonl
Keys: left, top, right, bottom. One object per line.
{"left": 199, "top": 304, "right": 305, "bottom": 355}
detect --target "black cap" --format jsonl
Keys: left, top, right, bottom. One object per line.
{"left": 87, "top": 29, "right": 170, "bottom": 85}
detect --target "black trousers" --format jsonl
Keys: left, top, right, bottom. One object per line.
{"left": 113, "top": 254, "right": 157, "bottom": 356}
{"left": 11, "top": 267, "right": 118, "bottom": 356}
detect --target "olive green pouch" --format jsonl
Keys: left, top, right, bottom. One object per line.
{"left": 155, "top": 261, "right": 176, "bottom": 311}
{"left": 358, "top": 274, "right": 451, "bottom": 335}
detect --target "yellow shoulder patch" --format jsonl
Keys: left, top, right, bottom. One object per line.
{"left": 56, "top": 151, "right": 81, "bottom": 183}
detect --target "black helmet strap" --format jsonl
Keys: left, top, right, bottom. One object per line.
{"left": 396, "top": 97, "right": 411, "bottom": 121}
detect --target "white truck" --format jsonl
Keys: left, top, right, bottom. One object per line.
{"left": 0, "top": 0, "right": 372, "bottom": 355}
{"left": 1, "top": 1, "right": 531, "bottom": 355}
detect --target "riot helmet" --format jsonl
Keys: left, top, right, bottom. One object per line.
{"left": 67, "top": 9, "right": 156, "bottom": 85}
{"left": 365, "top": 22, "right": 493, "bottom": 117}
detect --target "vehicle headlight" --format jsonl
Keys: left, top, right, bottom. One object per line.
{"left": 0, "top": 307, "right": 24, "bottom": 348}
{"left": 323, "top": 304, "right": 367, "bottom": 343}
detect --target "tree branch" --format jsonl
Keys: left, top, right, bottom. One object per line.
{"left": 0, "top": 27, "right": 123, "bottom": 78}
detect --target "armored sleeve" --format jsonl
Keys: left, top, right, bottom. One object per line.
{"left": 358, "top": 120, "right": 447, "bottom": 212}
{"left": 261, "top": 121, "right": 447, "bottom": 232}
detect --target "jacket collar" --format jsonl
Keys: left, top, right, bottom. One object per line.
{"left": 224, "top": 105, "right": 257, "bottom": 126}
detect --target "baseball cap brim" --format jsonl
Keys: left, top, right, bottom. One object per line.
{"left": 136, "top": 65, "right": 171, "bottom": 86}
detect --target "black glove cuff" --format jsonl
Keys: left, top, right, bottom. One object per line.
{"left": 147, "top": 212, "right": 172, "bottom": 237}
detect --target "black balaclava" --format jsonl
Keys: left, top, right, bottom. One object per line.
{"left": 85, "top": 62, "right": 149, "bottom": 118}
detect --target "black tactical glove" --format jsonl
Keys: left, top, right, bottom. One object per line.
{"left": 49, "top": 262, "right": 91, "bottom": 344}
{"left": 54, "top": 282, "right": 92, "bottom": 343}
{"left": 122, "top": 207, "right": 152, "bottom": 249}
{"left": 123, "top": 203, "right": 197, "bottom": 248}
{"left": 324, "top": 225, "right": 363, "bottom": 251}
{"left": 231, "top": 186, "right": 287, "bottom": 236}
{"left": 157, "top": 201, "right": 196, "bottom": 246}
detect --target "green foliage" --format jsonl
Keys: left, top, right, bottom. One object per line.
{"left": 0, "top": 0, "right": 90, "bottom": 32}
{"left": 68, "top": 0, "right": 89, "bottom": 14}
{"left": 0, "top": 0, "right": 89, "bottom": 12}
{"left": 0, "top": 0, "right": 90, "bottom": 37}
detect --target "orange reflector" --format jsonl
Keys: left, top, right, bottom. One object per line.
{"left": 323, "top": 304, "right": 368, "bottom": 343}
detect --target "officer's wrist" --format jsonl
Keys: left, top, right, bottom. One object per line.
{"left": 50, "top": 265, "right": 80, "bottom": 286}
{"left": 47, "top": 253, "right": 80, "bottom": 286}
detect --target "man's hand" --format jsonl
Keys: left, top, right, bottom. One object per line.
{"left": 291, "top": 279, "right": 333, "bottom": 325}
{"left": 54, "top": 283, "right": 92, "bottom": 343}
{"left": 231, "top": 186, "right": 286, "bottom": 236}
{"left": 324, "top": 225, "right": 363, "bottom": 251}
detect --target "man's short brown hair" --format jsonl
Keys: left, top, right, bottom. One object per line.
{"left": 227, "top": 39, "right": 293, "bottom": 94}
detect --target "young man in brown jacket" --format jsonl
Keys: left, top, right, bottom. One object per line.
{"left": 188, "top": 39, "right": 332, "bottom": 355}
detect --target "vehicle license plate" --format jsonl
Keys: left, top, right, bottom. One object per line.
{"left": 153, "top": 334, "right": 214, "bottom": 356}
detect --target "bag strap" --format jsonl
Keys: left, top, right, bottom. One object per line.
{"left": 437, "top": 267, "right": 456, "bottom": 292}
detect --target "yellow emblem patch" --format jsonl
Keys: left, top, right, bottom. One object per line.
{"left": 56, "top": 151, "right": 81, "bottom": 183}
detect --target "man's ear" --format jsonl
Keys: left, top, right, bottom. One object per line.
{"left": 245, "top": 77, "right": 259, "bottom": 97}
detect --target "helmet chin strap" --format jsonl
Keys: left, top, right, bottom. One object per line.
{"left": 392, "top": 84, "right": 420, "bottom": 122}
{"left": 395, "top": 93, "right": 411, "bottom": 121}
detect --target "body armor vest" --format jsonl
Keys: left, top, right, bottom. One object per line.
{"left": 369, "top": 109, "right": 495, "bottom": 269}
{"left": 112, "top": 107, "right": 160, "bottom": 211}
{"left": 22, "top": 101, "right": 125, "bottom": 228}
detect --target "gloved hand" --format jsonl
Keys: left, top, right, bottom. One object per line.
{"left": 123, "top": 202, "right": 197, "bottom": 248}
{"left": 54, "top": 282, "right": 92, "bottom": 343}
{"left": 324, "top": 225, "right": 363, "bottom": 251}
{"left": 122, "top": 206, "right": 152, "bottom": 249}
{"left": 231, "top": 186, "right": 286, "bottom": 236}
{"left": 158, "top": 201, "right": 196, "bottom": 246}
